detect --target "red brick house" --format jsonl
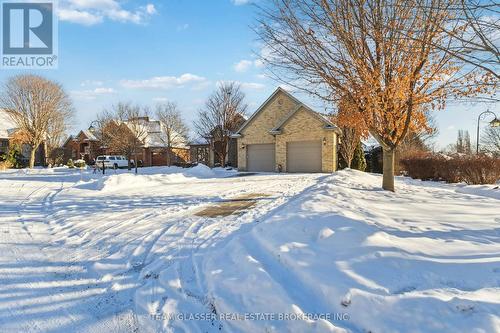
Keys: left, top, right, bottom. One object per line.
{"left": 64, "top": 117, "right": 190, "bottom": 167}
{"left": 123, "top": 117, "right": 189, "bottom": 167}
{"left": 62, "top": 129, "right": 101, "bottom": 164}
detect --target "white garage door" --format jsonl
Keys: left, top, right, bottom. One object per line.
{"left": 247, "top": 144, "right": 275, "bottom": 172}
{"left": 287, "top": 140, "right": 322, "bottom": 173}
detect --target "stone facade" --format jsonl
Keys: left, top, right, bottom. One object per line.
{"left": 236, "top": 88, "right": 338, "bottom": 173}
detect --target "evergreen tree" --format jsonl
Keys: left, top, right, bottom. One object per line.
{"left": 351, "top": 142, "right": 367, "bottom": 171}
{"left": 3, "top": 146, "right": 25, "bottom": 168}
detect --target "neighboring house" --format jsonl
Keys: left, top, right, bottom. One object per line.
{"left": 0, "top": 111, "right": 15, "bottom": 157}
{"left": 66, "top": 117, "right": 190, "bottom": 167}
{"left": 62, "top": 129, "right": 101, "bottom": 164}
{"left": 0, "top": 109, "right": 45, "bottom": 166}
{"left": 232, "top": 87, "right": 341, "bottom": 173}
{"left": 124, "top": 117, "right": 190, "bottom": 167}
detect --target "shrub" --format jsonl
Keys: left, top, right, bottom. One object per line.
{"left": 67, "top": 159, "right": 74, "bottom": 168}
{"left": 352, "top": 142, "right": 367, "bottom": 171}
{"left": 0, "top": 160, "right": 13, "bottom": 170}
{"left": 74, "top": 160, "right": 86, "bottom": 168}
{"left": 400, "top": 153, "right": 500, "bottom": 185}
{"left": 1, "top": 146, "right": 26, "bottom": 169}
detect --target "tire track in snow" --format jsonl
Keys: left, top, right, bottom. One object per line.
{"left": 4, "top": 178, "right": 139, "bottom": 333}
{"left": 142, "top": 175, "right": 324, "bottom": 332}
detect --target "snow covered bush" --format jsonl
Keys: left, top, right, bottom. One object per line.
{"left": 67, "top": 159, "right": 74, "bottom": 168}
{"left": 74, "top": 160, "right": 86, "bottom": 169}
{"left": 401, "top": 153, "right": 500, "bottom": 184}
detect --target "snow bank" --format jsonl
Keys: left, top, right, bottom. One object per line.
{"left": 100, "top": 165, "right": 217, "bottom": 192}
{"left": 194, "top": 169, "right": 500, "bottom": 333}
{"left": 454, "top": 183, "right": 500, "bottom": 200}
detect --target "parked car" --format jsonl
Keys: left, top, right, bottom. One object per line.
{"left": 95, "top": 155, "right": 134, "bottom": 169}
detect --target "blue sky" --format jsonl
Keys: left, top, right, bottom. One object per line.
{"left": 0, "top": 0, "right": 497, "bottom": 148}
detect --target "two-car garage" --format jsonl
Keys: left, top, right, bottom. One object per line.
{"left": 246, "top": 140, "right": 322, "bottom": 173}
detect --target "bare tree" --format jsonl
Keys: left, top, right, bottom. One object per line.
{"left": 96, "top": 102, "right": 149, "bottom": 173}
{"left": 338, "top": 126, "right": 360, "bottom": 168}
{"left": 155, "top": 102, "right": 189, "bottom": 166}
{"left": 443, "top": 0, "right": 499, "bottom": 80}
{"left": 480, "top": 126, "right": 500, "bottom": 156}
{"left": 257, "top": 0, "right": 484, "bottom": 191}
{"left": 194, "top": 82, "right": 247, "bottom": 167}
{"left": 0, "top": 75, "right": 73, "bottom": 168}
{"left": 456, "top": 129, "right": 473, "bottom": 154}
{"left": 124, "top": 105, "right": 150, "bottom": 174}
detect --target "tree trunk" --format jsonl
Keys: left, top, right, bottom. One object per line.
{"left": 29, "top": 144, "right": 39, "bottom": 169}
{"left": 382, "top": 148, "right": 395, "bottom": 192}
{"left": 166, "top": 147, "right": 171, "bottom": 167}
{"left": 346, "top": 157, "right": 353, "bottom": 169}
{"left": 134, "top": 148, "right": 138, "bottom": 174}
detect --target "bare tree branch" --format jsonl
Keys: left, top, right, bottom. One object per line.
{"left": 194, "top": 82, "right": 247, "bottom": 166}
{"left": 0, "top": 75, "right": 73, "bottom": 168}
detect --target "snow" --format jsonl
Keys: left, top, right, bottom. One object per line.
{"left": 0, "top": 167, "right": 498, "bottom": 332}
{"left": 0, "top": 109, "right": 17, "bottom": 139}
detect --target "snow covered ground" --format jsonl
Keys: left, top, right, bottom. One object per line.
{"left": 0, "top": 166, "right": 498, "bottom": 332}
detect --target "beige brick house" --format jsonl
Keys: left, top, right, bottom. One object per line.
{"left": 232, "top": 87, "right": 341, "bottom": 173}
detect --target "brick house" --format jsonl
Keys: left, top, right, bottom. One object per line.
{"left": 124, "top": 117, "right": 189, "bottom": 167}
{"left": 0, "top": 109, "right": 45, "bottom": 166}
{"left": 64, "top": 117, "right": 190, "bottom": 167}
{"left": 232, "top": 87, "right": 341, "bottom": 173}
{"left": 62, "top": 129, "right": 101, "bottom": 164}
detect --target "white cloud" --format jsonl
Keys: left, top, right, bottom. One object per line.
{"left": 217, "top": 80, "right": 265, "bottom": 91}
{"left": 145, "top": 4, "right": 156, "bottom": 15}
{"left": 234, "top": 60, "right": 253, "bottom": 73}
{"left": 80, "top": 80, "right": 104, "bottom": 87}
{"left": 177, "top": 23, "right": 190, "bottom": 31}
{"left": 234, "top": 59, "right": 265, "bottom": 72}
{"left": 120, "top": 74, "right": 208, "bottom": 90}
{"left": 58, "top": 9, "right": 103, "bottom": 25}
{"left": 232, "top": 0, "right": 251, "bottom": 5}
{"left": 59, "top": 1, "right": 157, "bottom": 25}
{"left": 69, "top": 0, "right": 117, "bottom": 10}
{"left": 71, "top": 87, "right": 116, "bottom": 100}
{"left": 254, "top": 59, "right": 264, "bottom": 68}
{"left": 240, "top": 82, "right": 265, "bottom": 90}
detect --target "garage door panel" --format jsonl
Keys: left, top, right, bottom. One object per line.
{"left": 287, "top": 141, "right": 322, "bottom": 173}
{"left": 247, "top": 144, "right": 275, "bottom": 172}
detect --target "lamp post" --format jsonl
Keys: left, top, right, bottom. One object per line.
{"left": 88, "top": 120, "right": 105, "bottom": 174}
{"left": 476, "top": 110, "right": 500, "bottom": 154}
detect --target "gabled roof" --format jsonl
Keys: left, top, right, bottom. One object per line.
{"left": 80, "top": 129, "right": 98, "bottom": 141}
{"left": 0, "top": 109, "right": 18, "bottom": 139}
{"left": 123, "top": 117, "right": 189, "bottom": 149}
{"left": 62, "top": 135, "right": 76, "bottom": 147}
{"left": 233, "top": 87, "right": 341, "bottom": 137}
{"left": 234, "top": 87, "right": 301, "bottom": 135}
{"left": 270, "top": 104, "right": 341, "bottom": 134}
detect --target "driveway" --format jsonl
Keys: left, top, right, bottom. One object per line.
{"left": 0, "top": 168, "right": 323, "bottom": 332}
